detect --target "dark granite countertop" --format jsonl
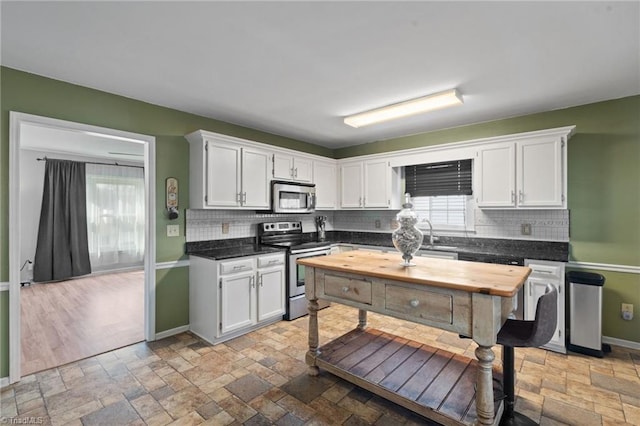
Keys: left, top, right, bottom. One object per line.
{"left": 185, "top": 232, "right": 569, "bottom": 263}
{"left": 325, "top": 231, "right": 569, "bottom": 263}
{"left": 185, "top": 238, "right": 284, "bottom": 260}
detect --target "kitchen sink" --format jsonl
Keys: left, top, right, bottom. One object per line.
{"left": 423, "top": 245, "right": 458, "bottom": 251}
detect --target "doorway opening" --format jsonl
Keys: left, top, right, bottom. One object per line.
{"left": 8, "top": 112, "right": 156, "bottom": 383}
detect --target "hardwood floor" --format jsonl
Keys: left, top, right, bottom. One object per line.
{"left": 20, "top": 269, "right": 144, "bottom": 376}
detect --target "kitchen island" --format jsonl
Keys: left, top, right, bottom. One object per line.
{"left": 298, "top": 250, "right": 531, "bottom": 426}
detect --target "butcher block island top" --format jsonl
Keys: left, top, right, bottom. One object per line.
{"left": 297, "top": 250, "right": 530, "bottom": 297}
{"left": 299, "top": 251, "right": 531, "bottom": 426}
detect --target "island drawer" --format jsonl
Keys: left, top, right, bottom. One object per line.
{"left": 324, "top": 274, "right": 372, "bottom": 305}
{"left": 384, "top": 284, "right": 454, "bottom": 325}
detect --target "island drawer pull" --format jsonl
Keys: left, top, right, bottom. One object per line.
{"left": 410, "top": 299, "right": 420, "bottom": 308}
{"left": 342, "top": 286, "right": 350, "bottom": 293}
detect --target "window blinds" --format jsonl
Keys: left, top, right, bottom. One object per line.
{"left": 405, "top": 159, "right": 472, "bottom": 197}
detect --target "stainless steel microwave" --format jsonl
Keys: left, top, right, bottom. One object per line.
{"left": 271, "top": 181, "right": 316, "bottom": 213}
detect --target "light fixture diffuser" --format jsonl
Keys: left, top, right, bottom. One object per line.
{"left": 344, "top": 89, "right": 463, "bottom": 128}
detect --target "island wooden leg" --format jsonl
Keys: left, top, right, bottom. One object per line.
{"left": 357, "top": 309, "right": 367, "bottom": 330}
{"left": 475, "top": 345, "right": 496, "bottom": 425}
{"left": 307, "top": 298, "right": 320, "bottom": 376}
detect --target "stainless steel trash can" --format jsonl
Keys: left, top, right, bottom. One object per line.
{"left": 567, "top": 271, "right": 610, "bottom": 358}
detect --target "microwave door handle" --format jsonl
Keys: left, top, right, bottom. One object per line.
{"left": 308, "top": 193, "right": 316, "bottom": 210}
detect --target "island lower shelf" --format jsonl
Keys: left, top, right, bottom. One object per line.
{"left": 306, "top": 328, "right": 504, "bottom": 426}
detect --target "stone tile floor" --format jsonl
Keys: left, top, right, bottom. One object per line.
{"left": 1, "top": 304, "right": 639, "bottom": 425}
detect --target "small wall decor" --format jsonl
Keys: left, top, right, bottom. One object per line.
{"left": 166, "top": 177, "right": 179, "bottom": 220}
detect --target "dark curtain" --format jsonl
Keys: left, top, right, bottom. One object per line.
{"left": 33, "top": 159, "right": 92, "bottom": 282}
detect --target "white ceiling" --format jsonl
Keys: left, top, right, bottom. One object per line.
{"left": 2, "top": 1, "right": 639, "bottom": 150}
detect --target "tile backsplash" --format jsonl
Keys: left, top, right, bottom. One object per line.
{"left": 186, "top": 209, "right": 569, "bottom": 242}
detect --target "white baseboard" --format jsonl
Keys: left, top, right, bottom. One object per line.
{"left": 154, "top": 325, "right": 190, "bottom": 340}
{"left": 0, "top": 376, "right": 10, "bottom": 389}
{"left": 602, "top": 336, "right": 640, "bottom": 351}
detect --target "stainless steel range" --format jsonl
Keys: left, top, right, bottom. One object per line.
{"left": 258, "top": 221, "right": 332, "bottom": 320}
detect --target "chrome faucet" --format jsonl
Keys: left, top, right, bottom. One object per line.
{"left": 423, "top": 219, "right": 434, "bottom": 247}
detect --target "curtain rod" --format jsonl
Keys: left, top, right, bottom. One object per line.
{"left": 37, "top": 156, "right": 144, "bottom": 169}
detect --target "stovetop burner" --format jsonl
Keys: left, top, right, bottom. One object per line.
{"left": 258, "top": 221, "right": 331, "bottom": 253}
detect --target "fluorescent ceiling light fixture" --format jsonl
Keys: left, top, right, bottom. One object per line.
{"left": 344, "top": 89, "right": 463, "bottom": 128}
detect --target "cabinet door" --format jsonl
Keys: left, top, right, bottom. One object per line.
{"left": 293, "top": 157, "right": 313, "bottom": 183}
{"left": 206, "top": 141, "right": 241, "bottom": 207}
{"left": 340, "top": 162, "right": 363, "bottom": 208}
{"left": 517, "top": 137, "right": 564, "bottom": 207}
{"left": 364, "top": 159, "right": 390, "bottom": 207}
{"left": 476, "top": 143, "right": 516, "bottom": 208}
{"left": 257, "top": 266, "right": 285, "bottom": 322}
{"left": 241, "top": 147, "right": 270, "bottom": 208}
{"left": 220, "top": 272, "right": 255, "bottom": 334}
{"left": 314, "top": 161, "right": 337, "bottom": 209}
{"left": 273, "top": 153, "right": 294, "bottom": 180}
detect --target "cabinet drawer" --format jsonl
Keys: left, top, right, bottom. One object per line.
{"left": 220, "top": 258, "right": 254, "bottom": 275}
{"left": 526, "top": 261, "right": 562, "bottom": 280}
{"left": 385, "top": 285, "right": 453, "bottom": 325}
{"left": 258, "top": 254, "right": 284, "bottom": 268}
{"left": 324, "top": 274, "right": 372, "bottom": 305}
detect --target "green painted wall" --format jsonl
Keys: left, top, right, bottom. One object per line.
{"left": 0, "top": 67, "right": 330, "bottom": 378}
{"left": 155, "top": 267, "right": 190, "bottom": 333}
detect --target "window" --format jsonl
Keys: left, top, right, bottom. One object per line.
{"left": 405, "top": 159, "right": 474, "bottom": 232}
{"left": 412, "top": 195, "right": 474, "bottom": 231}
{"left": 86, "top": 164, "right": 145, "bottom": 271}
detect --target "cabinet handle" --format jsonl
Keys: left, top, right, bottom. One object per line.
{"left": 259, "top": 276, "right": 263, "bottom": 287}
{"left": 251, "top": 276, "right": 255, "bottom": 288}
{"left": 511, "top": 190, "right": 516, "bottom": 203}
{"left": 294, "top": 168, "right": 298, "bottom": 178}
{"left": 362, "top": 197, "right": 366, "bottom": 206}
{"left": 243, "top": 192, "right": 247, "bottom": 204}
{"left": 290, "top": 167, "right": 295, "bottom": 178}
{"left": 410, "top": 299, "right": 419, "bottom": 308}
{"left": 236, "top": 192, "right": 242, "bottom": 203}
{"left": 519, "top": 190, "right": 524, "bottom": 203}
{"left": 341, "top": 286, "right": 350, "bottom": 293}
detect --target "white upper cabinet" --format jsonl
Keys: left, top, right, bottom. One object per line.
{"left": 364, "top": 159, "right": 392, "bottom": 208}
{"left": 340, "top": 161, "right": 363, "bottom": 208}
{"left": 517, "top": 137, "right": 564, "bottom": 208}
{"left": 187, "top": 131, "right": 270, "bottom": 209}
{"left": 313, "top": 160, "right": 337, "bottom": 209}
{"left": 339, "top": 159, "right": 399, "bottom": 209}
{"left": 273, "top": 153, "right": 312, "bottom": 183}
{"left": 475, "top": 129, "right": 571, "bottom": 209}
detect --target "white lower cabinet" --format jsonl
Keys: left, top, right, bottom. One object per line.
{"left": 524, "top": 259, "right": 566, "bottom": 353}
{"left": 190, "top": 252, "right": 285, "bottom": 344}
{"left": 257, "top": 255, "right": 286, "bottom": 322}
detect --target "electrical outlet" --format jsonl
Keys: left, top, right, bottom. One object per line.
{"left": 375, "top": 219, "right": 381, "bottom": 229}
{"left": 222, "top": 223, "right": 230, "bottom": 234}
{"left": 166, "top": 224, "right": 179, "bottom": 237}
{"left": 521, "top": 223, "right": 532, "bottom": 235}
{"left": 621, "top": 303, "right": 634, "bottom": 321}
